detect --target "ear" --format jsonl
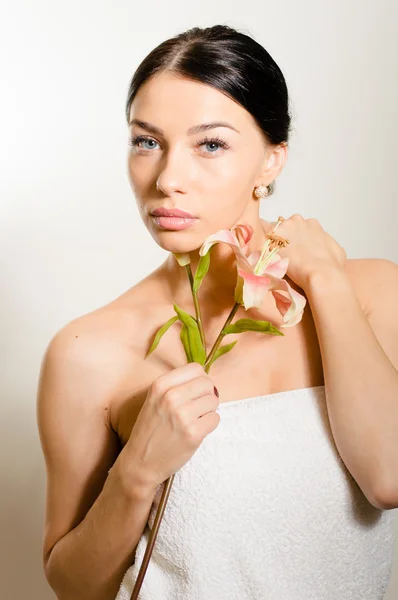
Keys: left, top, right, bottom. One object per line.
{"left": 254, "top": 143, "right": 288, "bottom": 187}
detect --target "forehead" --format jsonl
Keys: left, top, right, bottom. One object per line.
{"left": 129, "top": 72, "right": 254, "bottom": 133}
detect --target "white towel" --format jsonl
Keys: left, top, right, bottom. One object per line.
{"left": 115, "top": 386, "right": 395, "bottom": 600}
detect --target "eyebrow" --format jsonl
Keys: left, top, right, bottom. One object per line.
{"left": 129, "top": 118, "right": 240, "bottom": 135}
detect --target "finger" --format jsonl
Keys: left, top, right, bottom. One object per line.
{"left": 152, "top": 362, "right": 206, "bottom": 398}
{"left": 260, "top": 219, "right": 275, "bottom": 234}
{"left": 170, "top": 375, "right": 216, "bottom": 408}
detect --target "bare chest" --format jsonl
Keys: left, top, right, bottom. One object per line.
{"left": 110, "top": 299, "right": 324, "bottom": 449}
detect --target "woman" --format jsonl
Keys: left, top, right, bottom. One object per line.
{"left": 37, "top": 24, "right": 398, "bottom": 600}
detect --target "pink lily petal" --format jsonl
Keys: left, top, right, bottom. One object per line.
{"left": 235, "top": 250, "right": 258, "bottom": 273}
{"left": 261, "top": 254, "right": 290, "bottom": 279}
{"left": 235, "top": 267, "right": 272, "bottom": 308}
{"left": 231, "top": 223, "right": 253, "bottom": 254}
{"left": 197, "top": 219, "right": 306, "bottom": 329}
{"left": 247, "top": 250, "right": 261, "bottom": 269}
{"left": 199, "top": 229, "right": 242, "bottom": 257}
{"left": 236, "top": 253, "right": 306, "bottom": 325}
{"left": 231, "top": 222, "right": 253, "bottom": 243}
{"left": 199, "top": 222, "right": 254, "bottom": 257}
{"left": 269, "top": 279, "right": 307, "bottom": 327}
{"left": 234, "top": 251, "right": 280, "bottom": 309}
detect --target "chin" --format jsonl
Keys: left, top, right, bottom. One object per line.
{"left": 152, "top": 234, "right": 202, "bottom": 255}
{"left": 147, "top": 220, "right": 202, "bottom": 250}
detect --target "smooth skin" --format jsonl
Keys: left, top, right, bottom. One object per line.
{"left": 37, "top": 72, "right": 377, "bottom": 599}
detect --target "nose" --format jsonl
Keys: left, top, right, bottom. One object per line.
{"left": 155, "top": 146, "right": 190, "bottom": 196}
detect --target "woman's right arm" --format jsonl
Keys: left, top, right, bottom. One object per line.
{"left": 37, "top": 323, "right": 158, "bottom": 600}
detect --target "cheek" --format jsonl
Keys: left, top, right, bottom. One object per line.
{"left": 127, "top": 157, "right": 152, "bottom": 191}
{"left": 202, "top": 150, "right": 255, "bottom": 191}
{"left": 210, "top": 168, "right": 253, "bottom": 207}
{"left": 127, "top": 170, "right": 147, "bottom": 213}
{"left": 203, "top": 161, "right": 240, "bottom": 194}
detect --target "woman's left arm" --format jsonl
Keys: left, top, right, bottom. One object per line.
{"left": 305, "top": 258, "right": 398, "bottom": 510}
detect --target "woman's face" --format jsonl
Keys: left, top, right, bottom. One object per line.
{"left": 127, "top": 72, "right": 285, "bottom": 255}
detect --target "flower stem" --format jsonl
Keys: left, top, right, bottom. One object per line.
{"left": 185, "top": 264, "right": 206, "bottom": 348}
{"left": 185, "top": 264, "right": 240, "bottom": 374}
{"left": 204, "top": 302, "right": 240, "bottom": 372}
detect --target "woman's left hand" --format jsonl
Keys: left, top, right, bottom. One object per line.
{"left": 260, "top": 214, "right": 347, "bottom": 290}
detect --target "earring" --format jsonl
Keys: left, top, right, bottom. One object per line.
{"left": 254, "top": 184, "right": 269, "bottom": 199}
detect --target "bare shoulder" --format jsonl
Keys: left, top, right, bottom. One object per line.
{"left": 37, "top": 274, "right": 166, "bottom": 562}
{"left": 344, "top": 257, "right": 398, "bottom": 316}
{"left": 41, "top": 271, "right": 164, "bottom": 415}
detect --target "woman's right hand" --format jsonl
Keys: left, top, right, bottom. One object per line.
{"left": 120, "top": 361, "right": 221, "bottom": 493}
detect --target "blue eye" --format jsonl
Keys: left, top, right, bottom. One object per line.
{"left": 128, "top": 134, "right": 230, "bottom": 154}
{"left": 129, "top": 136, "right": 159, "bottom": 150}
{"left": 197, "top": 136, "right": 230, "bottom": 153}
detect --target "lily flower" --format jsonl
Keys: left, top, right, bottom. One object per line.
{"left": 199, "top": 222, "right": 306, "bottom": 327}
{"left": 173, "top": 252, "right": 191, "bottom": 266}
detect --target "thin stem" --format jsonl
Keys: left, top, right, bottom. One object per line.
{"left": 185, "top": 262, "right": 240, "bottom": 374}
{"left": 185, "top": 264, "right": 206, "bottom": 348}
{"left": 204, "top": 302, "right": 240, "bottom": 373}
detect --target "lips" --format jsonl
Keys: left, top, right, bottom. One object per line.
{"left": 152, "top": 215, "right": 197, "bottom": 231}
{"left": 151, "top": 207, "right": 196, "bottom": 218}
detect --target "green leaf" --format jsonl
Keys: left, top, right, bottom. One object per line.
{"left": 173, "top": 304, "right": 206, "bottom": 365}
{"left": 180, "top": 324, "right": 193, "bottom": 363}
{"left": 205, "top": 340, "right": 238, "bottom": 370}
{"left": 192, "top": 252, "right": 211, "bottom": 293}
{"left": 223, "top": 318, "right": 285, "bottom": 336}
{"left": 146, "top": 315, "right": 179, "bottom": 358}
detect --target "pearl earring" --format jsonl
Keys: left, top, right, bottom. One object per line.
{"left": 254, "top": 185, "right": 269, "bottom": 199}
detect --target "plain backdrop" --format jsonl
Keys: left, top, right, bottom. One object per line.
{"left": 1, "top": 1, "right": 397, "bottom": 598}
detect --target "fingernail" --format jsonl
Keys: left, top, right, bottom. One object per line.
{"left": 214, "top": 386, "right": 219, "bottom": 398}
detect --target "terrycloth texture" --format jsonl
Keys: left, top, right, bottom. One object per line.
{"left": 115, "top": 385, "right": 396, "bottom": 600}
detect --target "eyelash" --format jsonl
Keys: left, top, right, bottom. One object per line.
{"left": 128, "top": 134, "right": 230, "bottom": 154}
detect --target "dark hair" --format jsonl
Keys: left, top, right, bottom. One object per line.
{"left": 125, "top": 24, "right": 292, "bottom": 196}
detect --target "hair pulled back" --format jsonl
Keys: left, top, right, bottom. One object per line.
{"left": 125, "top": 25, "right": 292, "bottom": 196}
